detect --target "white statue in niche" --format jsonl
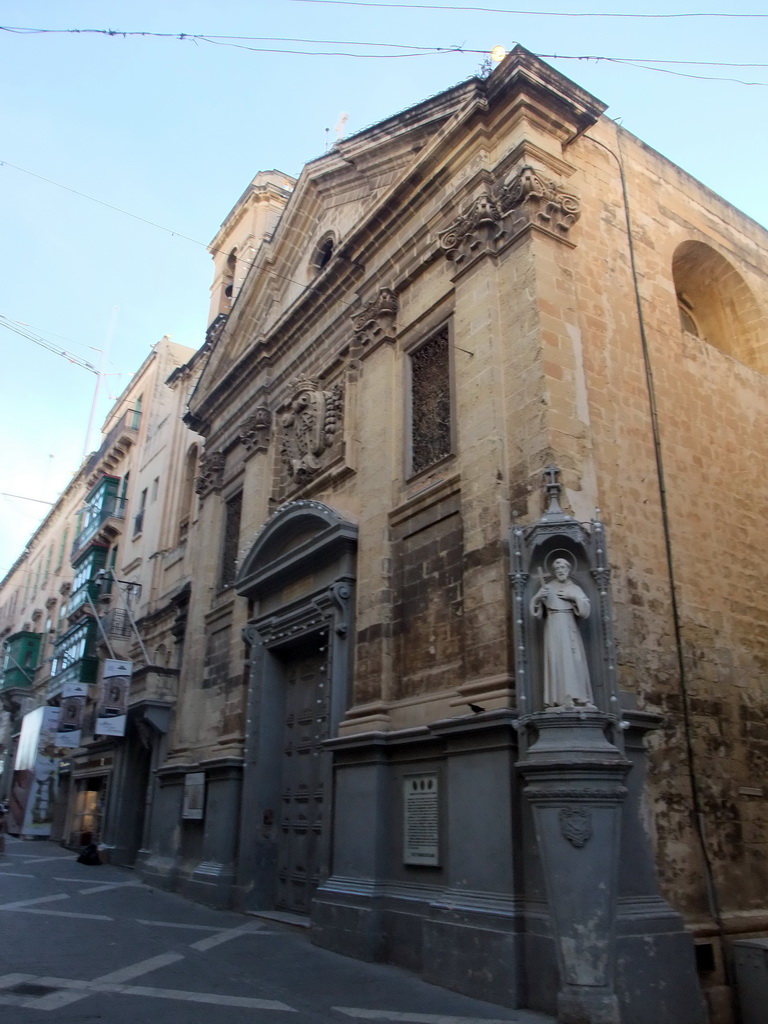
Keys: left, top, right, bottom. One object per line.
{"left": 530, "top": 556, "right": 595, "bottom": 710}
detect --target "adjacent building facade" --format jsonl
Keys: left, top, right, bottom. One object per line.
{"left": 0, "top": 336, "right": 200, "bottom": 861}
{"left": 3, "top": 48, "right": 768, "bottom": 1024}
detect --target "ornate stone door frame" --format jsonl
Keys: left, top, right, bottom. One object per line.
{"left": 234, "top": 501, "right": 357, "bottom": 912}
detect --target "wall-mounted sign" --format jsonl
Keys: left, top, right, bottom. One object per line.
{"left": 96, "top": 660, "right": 132, "bottom": 737}
{"left": 403, "top": 773, "right": 439, "bottom": 866}
{"left": 182, "top": 771, "right": 206, "bottom": 820}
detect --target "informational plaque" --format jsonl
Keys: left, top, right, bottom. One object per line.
{"left": 403, "top": 773, "right": 439, "bottom": 866}
{"left": 182, "top": 772, "right": 206, "bottom": 820}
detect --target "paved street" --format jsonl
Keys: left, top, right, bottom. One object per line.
{"left": 0, "top": 835, "right": 553, "bottom": 1024}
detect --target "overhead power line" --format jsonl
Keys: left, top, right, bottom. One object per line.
{"left": 0, "top": 493, "right": 55, "bottom": 506}
{"left": 288, "top": 0, "right": 768, "bottom": 15}
{"left": 0, "top": 314, "right": 98, "bottom": 373}
{"left": 0, "top": 25, "right": 766, "bottom": 84}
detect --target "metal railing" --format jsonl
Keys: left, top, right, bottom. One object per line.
{"left": 101, "top": 607, "right": 132, "bottom": 641}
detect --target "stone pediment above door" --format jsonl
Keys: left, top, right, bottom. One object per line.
{"left": 236, "top": 500, "right": 358, "bottom": 603}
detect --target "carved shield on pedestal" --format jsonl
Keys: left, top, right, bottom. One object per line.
{"left": 559, "top": 806, "right": 593, "bottom": 849}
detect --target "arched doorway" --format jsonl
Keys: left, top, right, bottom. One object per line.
{"left": 234, "top": 501, "right": 357, "bottom": 915}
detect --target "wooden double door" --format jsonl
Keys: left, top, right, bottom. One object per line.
{"left": 275, "top": 645, "right": 329, "bottom": 914}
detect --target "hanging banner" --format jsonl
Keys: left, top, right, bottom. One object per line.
{"left": 57, "top": 682, "right": 88, "bottom": 748}
{"left": 9, "top": 705, "right": 61, "bottom": 837}
{"left": 96, "top": 659, "right": 132, "bottom": 736}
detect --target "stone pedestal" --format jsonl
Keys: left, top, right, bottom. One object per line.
{"left": 518, "top": 710, "right": 629, "bottom": 1024}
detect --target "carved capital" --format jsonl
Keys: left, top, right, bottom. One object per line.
{"left": 280, "top": 378, "right": 343, "bottom": 483}
{"left": 242, "top": 623, "right": 262, "bottom": 647}
{"left": 351, "top": 287, "right": 398, "bottom": 347}
{"left": 195, "top": 449, "right": 226, "bottom": 497}
{"left": 438, "top": 191, "right": 503, "bottom": 264}
{"left": 438, "top": 167, "right": 581, "bottom": 268}
{"left": 240, "top": 407, "right": 272, "bottom": 454}
{"left": 497, "top": 165, "right": 581, "bottom": 237}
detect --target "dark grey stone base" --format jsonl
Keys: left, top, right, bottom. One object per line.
{"left": 422, "top": 909, "right": 522, "bottom": 1005}
{"left": 179, "top": 860, "right": 237, "bottom": 909}
{"left": 135, "top": 851, "right": 179, "bottom": 892}
{"left": 137, "top": 757, "right": 243, "bottom": 910}
{"left": 311, "top": 884, "right": 383, "bottom": 962}
{"left": 615, "top": 898, "right": 707, "bottom": 1024}
{"left": 312, "top": 881, "right": 524, "bottom": 1008}
{"left": 557, "top": 987, "right": 620, "bottom": 1024}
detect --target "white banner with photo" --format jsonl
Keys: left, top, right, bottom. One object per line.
{"left": 96, "top": 659, "right": 132, "bottom": 736}
{"left": 57, "top": 681, "right": 89, "bottom": 748}
{"left": 10, "top": 705, "right": 61, "bottom": 837}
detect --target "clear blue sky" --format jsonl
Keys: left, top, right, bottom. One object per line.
{"left": 1, "top": 0, "right": 767, "bottom": 576}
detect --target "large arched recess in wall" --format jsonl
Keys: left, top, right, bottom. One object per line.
{"left": 672, "top": 240, "right": 767, "bottom": 372}
{"left": 233, "top": 501, "right": 358, "bottom": 916}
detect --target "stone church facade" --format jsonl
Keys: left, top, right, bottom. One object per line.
{"left": 137, "top": 48, "right": 768, "bottom": 1023}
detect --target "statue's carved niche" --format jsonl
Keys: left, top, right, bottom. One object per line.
{"left": 280, "top": 376, "right": 343, "bottom": 484}
{"left": 239, "top": 407, "right": 272, "bottom": 455}
{"left": 195, "top": 449, "right": 226, "bottom": 498}
{"left": 439, "top": 165, "right": 581, "bottom": 266}
{"left": 510, "top": 466, "right": 619, "bottom": 720}
{"left": 350, "top": 288, "right": 398, "bottom": 351}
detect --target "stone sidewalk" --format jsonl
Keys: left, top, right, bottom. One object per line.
{"left": 0, "top": 835, "right": 555, "bottom": 1024}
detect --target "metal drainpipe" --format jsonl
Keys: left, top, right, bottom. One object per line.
{"left": 565, "top": 126, "right": 730, "bottom": 988}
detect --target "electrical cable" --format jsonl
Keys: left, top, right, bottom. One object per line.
{"left": 0, "top": 159, "right": 361, "bottom": 313}
{"left": 288, "top": 0, "right": 768, "bottom": 16}
{"left": 1, "top": 26, "right": 766, "bottom": 84}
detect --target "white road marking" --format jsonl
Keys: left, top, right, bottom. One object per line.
{"left": 0, "top": 893, "right": 69, "bottom": 910}
{"left": 0, "top": 973, "right": 56, "bottom": 1008}
{"left": 334, "top": 1011, "right": 518, "bottom": 1023}
{"left": 4, "top": 908, "right": 113, "bottom": 920}
{"left": 54, "top": 876, "right": 142, "bottom": 886}
{"left": 78, "top": 881, "right": 142, "bottom": 894}
{"left": 19, "top": 856, "right": 73, "bottom": 864}
{"left": 189, "top": 920, "right": 268, "bottom": 950}
{"left": 136, "top": 919, "right": 225, "bottom": 932}
{"left": 0, "top": 871, "right": 35, "bottom": 878}
{"left": 30, "top": 953, "right": 185, "bottom": 1010}
{"left": 32, "top": 976, "right": 296, "bottom": 1011}
{"left": 95, "top": 952, "right": 186, "bottom": 983}
{"left": 0, "top": 974, "right": 38, "bottom": 989}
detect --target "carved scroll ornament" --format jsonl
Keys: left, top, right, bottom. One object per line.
{"left": 280, "top": 377, "right": 343, "bottom": 482}
{"left": 351, "top": 287, "right": 398, "bottom": 348}
{"left": 439, "top": 165, "right": 581, "bottom": 265}
{"left": 195, "top": 449, "right": 226, "bottom": 497}
{"left": 239, "top": 407, "right": 272, "bottom": 454}
{"left": 438, "top": 192, "right": 503, "bottom": 264}
{"left": 497, "top": 165, "right": 581, "bottom": 234}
